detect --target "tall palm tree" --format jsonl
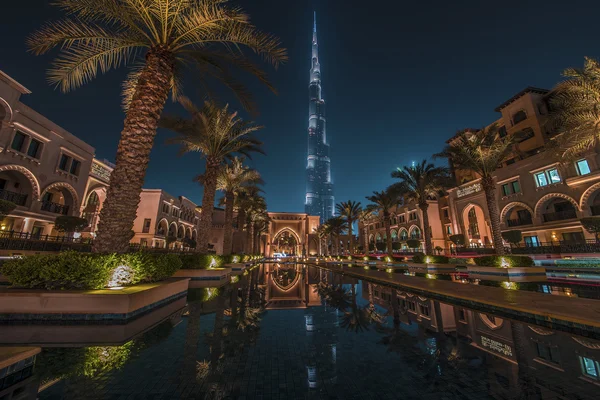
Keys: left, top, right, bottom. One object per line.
{"left": 216, "top": 157, "right": 263, "bottom": 255}
{"left": 315, "top": 225, "right": 329, "bottom": 256}
{"left": 233, "top": 186, "right": 262, "bottom": 253}
{"left": 436, "top": 124, "right": 518, "bottom": 255}
{"left": 358, "top": 207, "right": 376, "bottom": 254}
{"left": 27, "top": 0, "right": 286, "bottom": 253}
{"left": 391, "top": 160, "right": 450, "bottom": 255}
{"left": 547, "top": 57, "right": 600, "bottom": 159}
{"left": 336, "top": 201, "right": 362, "bottom": 255}
{"left": 161, "top": 99, "right": 264, "bottom": 252}
{"left": 244, "top": 196, "right": 267, "bottom": 254}
{"left": 324, "top": 216, "right": 348, "bottom": 256}
{"left": 366, "top": 187, "right": 401, "bottom": 258}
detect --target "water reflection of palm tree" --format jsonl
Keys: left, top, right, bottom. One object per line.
{"left": 340, "top": 283, "right": 374, "bottom": 333}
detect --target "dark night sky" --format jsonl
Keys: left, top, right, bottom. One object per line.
{"left": 1, "top": 0, "right": 598, "bottom": 212}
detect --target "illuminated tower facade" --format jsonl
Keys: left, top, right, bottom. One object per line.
{"left": 305, "top": 12, "right": 334, "bottom": 222}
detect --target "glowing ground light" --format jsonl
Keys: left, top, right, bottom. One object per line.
{"left": 209, "top": 257, "right": 218, "bottom": 269}
{"left": 502, "top": 281, "right": 518, "bottom": 290}
{"left": 107, "top": 265, "right": 134, "bottom": 288}
{"left": 364, "top": 266, "right": 370, "bottom": 270}
{"left": 500, "top": 257, "right": 510, "bottom": 268}
{"left": 425, "top": 257, "right": 432, "bottom": 264}
{"left": 232, "top": 256, "right": 240, "bottom": 263}
{"left": 386, "top": 268, "right": 393, "bottom": 273}
{"left": 426, "top": 274, "right": 437, "bottom": 279}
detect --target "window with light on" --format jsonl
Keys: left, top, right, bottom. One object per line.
{"left": 534, "top": 168, "right": 560, "bottom": 187}
{"left": 576, "top": 159, "right": 591, "bottom": 176}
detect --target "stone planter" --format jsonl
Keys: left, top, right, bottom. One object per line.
{"left": 0, "top": 278, "right": 189, "bottom": 322}
{"left": 406, "top": 263, "right": 457, "bottom": 273}
{"left": 467, "top": 266, "right": 547, "bottom": 282}
{"left": 173, "top": 267, "right": 231, "bottom": 288}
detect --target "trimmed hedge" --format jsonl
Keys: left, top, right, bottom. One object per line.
{"left": 412, "top": 253, "right": 450, "bottom": 264}
{"left": 1, "top": 251, "right": 183, "bottom": 290}
{"left": 553, "top": 259, "right": 600, "bottom": 269}
{"left": 474, "top": 255, "right": 535, "bottom": 267}
{"left": 0, "top": 252, "right": 263, "bottom": 290}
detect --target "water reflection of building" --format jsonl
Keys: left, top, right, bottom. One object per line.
{"left": 0, "top": 347, "right": 39, "bottom": 400}
{"left": 263, "top": 264, "right": 320, "bottom": 309}
{"left": 361, "top": 281, "right": 600, "bottom": 399}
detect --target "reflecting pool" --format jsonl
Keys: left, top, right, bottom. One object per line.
{"left": 2, "top": 263, "right": 600, "bottom": 399}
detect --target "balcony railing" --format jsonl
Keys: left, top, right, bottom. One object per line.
{"left": 0, "top": 189, "right": 27, "bottom": 206}
{"left": 41, "top": 201, "right": 70, "bottom": 215}
{"left": 542, "top": 209, "right": 577, "bottom": 222}
{"left": 591, "top": 205, "right": 600, "bottom": 216}
{"left": 507, "top": 217, "right": 533, "bottom": 227}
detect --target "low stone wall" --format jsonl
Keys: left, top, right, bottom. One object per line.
{"left": 467, "top": 266, "right": 547, "bottom": 282}
{"left": 0, "top": 297, "right": 186, "bottom": 346}
{"left": 173, "top": 268, "right": 231, "bottom": 288}
{"left": 0, "top": 278, "right": 189, "bottom": 322}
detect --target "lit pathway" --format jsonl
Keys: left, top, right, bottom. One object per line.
{"left": 309, "top": 262, "right": 600, "bottom": 338}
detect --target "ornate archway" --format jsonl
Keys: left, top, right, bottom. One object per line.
{"left": 272, "top": 228, "right": 301, "bottom": 255}
{"left": 41, "top": 182, "right": 79, "bottom": 209}
{"left": 534, "top": 193, "right": 580, "bottom": 220}
{"left": 0, "top": 164, "right": 40, "bottom": 201}
{"left": 500, "top": 201, "right": 534, "bottom": 222}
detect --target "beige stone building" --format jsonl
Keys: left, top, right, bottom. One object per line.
{"left": 0, "top": 70, "right": 96, "bottom": 237}
{"left": 447, "top": 86, "right": 600, "bottom": 247}
{"left": 359, "top": 198, "right": 447, "bottom": 253}
{"left": 264, "top": 212, "right": 320, "bottom": 256}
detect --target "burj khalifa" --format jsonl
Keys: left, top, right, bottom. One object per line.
{"left": 305, "top": 12, "right": 334, "bottom": 222}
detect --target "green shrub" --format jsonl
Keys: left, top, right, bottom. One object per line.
{"left": 406, "top": 239, "right": 420, "bottom": 249}
{"left": 554, "top": 259, "right": 600, "bottom": 268}
{"left": 54, "top": 216, "right": 89, "bottom": 234}
{"left": 1, "top": 251, "right": 116, "bottom": 290}
{"left": 179, "top": 254, "right": 221, "bottom": 269}
{"left": 0, "top": 199, "right": 17, "bottom": 220}
{"left": 449, "top": 234, "right": 466, "bottom": 246}
{"left": 1, "top": 251, "right": 185, "bottom": 290}
{"left": 501, "top": 230, "right": 522, "bottom": 245}
{"left": 412, "top": 253, "right": 449, "bottom": 264}
{"left": 475, "top": 255, "right": 534, "bottom": 267}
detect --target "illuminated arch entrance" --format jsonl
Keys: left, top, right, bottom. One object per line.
{"left": 265, "top": 212, "right": 321, "bottom": 256}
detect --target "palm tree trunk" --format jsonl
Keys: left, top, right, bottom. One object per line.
{"left": 384, "top": 216, "right": 393, "bottom": 258}
{"left": 237, "top": 209, "right": 246, "bottom": 253}
{"left": 336, "top": 234, "right": 340, "bottom": 255}
{"left": 198, "top": 161, "right": 220, "bottom": 253}
{"left": 94, "top": 50, "right": 174, "bottom": 253}
{"left": 223, "top": 191, "right": 235, "bottom": 255}
{"left": 420, "top": 201, "right": 433, "bottom": 255}
{"left": 348, "top": 221, "right": 354, "bottom": 256}
{"left": 482, "top": 177, "right": 505, "bottom": 255}
{"left": 249, "top": 222, "right": 255, "bottom": 254}
{"left": 363, "top": 226, "right": 369, "bottom": 254}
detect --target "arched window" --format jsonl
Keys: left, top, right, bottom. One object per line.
{"left": 512, "top": 110, "right": 527, "bottom": 125}
{"left": 400, "top": 230, "right": 408, "bottom": 240}
{"left": 87, "top": 191, "right": 100, "bottom": 206}
{"left": 410, "top": 227, "right": 421, "bottom": 239}
{"left": 468, "top": 208, "right": 480, "bottom": 237}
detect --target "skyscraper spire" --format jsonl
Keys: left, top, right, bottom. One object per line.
{"left": 305, "top": 13, "right": 334, "bottom": 222}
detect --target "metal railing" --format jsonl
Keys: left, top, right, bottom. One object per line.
{"left": 452, "top": 239, "right": 600, "bottom": 255}
{"left": 0, "top": 231, "right": 92, "bottom": 252}
{"left": 0, "top": 189, "right": 27, "bottom": 206}
{"left": 506, "top": 217, "right": 533, "bottom": 227}
{"left": 542, "top": 209, "right": 577, "bottom": 222}
{"left": 41, "top": 201, "right": 70, "bottom": 215}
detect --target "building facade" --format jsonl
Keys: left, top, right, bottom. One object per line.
{"left": 0, "top": 70, "right": 96, "bottom": 237}
{"left": 359, "top": 198, "right": 447, "bottom": 253}
{"left": 265, "top": 211, "right": 320, "bottom": 256}
{"left": 305, "top": 13, "right": 334, "bottom": 222}
{"left": 447, "top": 87, "right": 600, "bottom": 247}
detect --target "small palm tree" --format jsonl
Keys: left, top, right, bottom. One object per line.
{"left": 366, "top": 187, "right": 401, "bottom": 257}
{"left": 216, "top": 157, "right": 263, "bottom": 255}
{"left": 436, "top": 125, "right": 518, "bottom": 255}
{"left": 162, "top": 99, "right": 264, "bottom": 252}
{"left": 547, "top": 57, "right": 600, "bottom": 159}
{"left": 391, "top": 160, "right": 450, "bottom": 255}
{"left": 244, "top": 196, "right": 267, "bottom": 254}
{"left": 315, "top": 225, "right": 329, "bottom": 256}
{"left": 324, "top": 216, "right": 348, "bottom": 256}
{"left": 336, "top": 201, "right": 362, "bottom": 256}
{"left": 27, "top": 0, "right": 286, "bottom": 253}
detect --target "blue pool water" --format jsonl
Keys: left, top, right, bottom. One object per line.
{"left": 2, "top": 263, "right": 599, "bottom": 399}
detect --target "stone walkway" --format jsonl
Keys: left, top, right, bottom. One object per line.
{"left": 312, "top": 263, "right": 600, "bottom": 338}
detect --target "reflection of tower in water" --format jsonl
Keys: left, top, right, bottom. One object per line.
{"left": 304, "top": 266, "right": 338, "bottom": 389}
